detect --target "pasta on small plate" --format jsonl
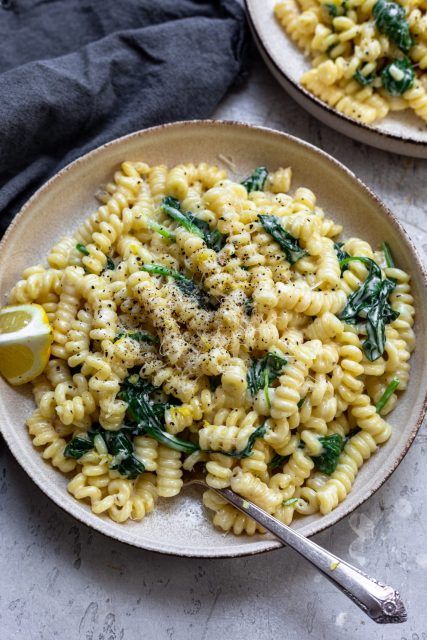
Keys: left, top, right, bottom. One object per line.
{"left": 246, "top": 0, "right": 427, "bottom": 158}
{"left": 0, "top": 121, "right": 425, "bottom": 557}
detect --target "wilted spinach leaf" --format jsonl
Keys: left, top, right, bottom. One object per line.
{"left": 64, "top": 434, "right": 94, "bottom": 459}
{"left": 354, "top": 69, "right": 376, "bottom": 86}
{"left": 373, "top": 0, "right": 413, "bottom": 53}
{"left": 313, "top": 434, "right": 344, "bottom": 474}
{"left": 247, "top": 352, "right": 287, "bottom": 396}
{"left": 241, "top": 167, "right": 268, "bottom": 193}
{"left": 381, "top": 58, "right": 415, "bottom": 96}
{"left": 161, "top": 197, "right": 226, "bottom": 251}
{"left": 119, "top": 375, "right": 198, "bottom": 454}
{"left": 258, "top": 215, "right": 306, "bottom": 265}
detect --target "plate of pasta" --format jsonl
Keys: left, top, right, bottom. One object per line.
{"left": 0, "top": 120, "right": 426, "bottom": 557}
{"left": 245, "top": 0, "right": 427, "bottom": 158}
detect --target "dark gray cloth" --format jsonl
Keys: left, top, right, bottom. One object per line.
{"left": 0, "top": 0, "right": 248, "bottom": 236}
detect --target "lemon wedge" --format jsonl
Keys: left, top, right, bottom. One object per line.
{"left": 0, "top": 304, "right": 53, "bottom": 385}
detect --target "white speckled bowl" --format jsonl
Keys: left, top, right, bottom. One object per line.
{"left": 246, "top": 0, "right": 427, "bottom": 158}
{"left": 0, "top": 120, "right": 426, "bottom": 557}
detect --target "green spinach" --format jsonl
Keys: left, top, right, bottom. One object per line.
{"left": 376, "top": 377, "right": 400, "bottom": 413}
{"left": 162, "top": 196, "right": 203, "bottom": 237}
{"left": 373, "top": 0, "right": 413, "bottom": 53}
{"left": 244, "top": 297, "right": 254, "bottom": 317}
{"left": 283, "top": 497, "right": 299, "bottom": 507}
{"left": 119, "top": 375, "right": 267, "bottom": 459}
{"left": 104, "top": 430, "right": 145, "bottom": 479}
{"left": 241, "top": 167, "right": 268, "bottom": 193}
{"left": 64, "top": 428, "right": 145, "bottom": 479}
{"left": 339, "top": 256, "right": 399, "bottom": 360}
{"left": 113, "top": 331, "right": 159, "bottom": 344}
{"left": 268, "top": 453, "right": 289, "bottom": 470}
{"left": 324, "top": 3, "right": 338, "bottom": 16}
{"left": 105, "top": 256, "right": 115, "bottom": 270}
{"left": 161, "top": 196, "right": 225, "bottom": 251}
{"left": 354, "top": 69, "right": 377, "bottom": 86}
{"left": 119, "top": 375, "right": 198, "bottom": 454}
{"left": 247, "top": 352, "right": 287, "bottom": 396}
{"left": 363, "top": 278, "right": 398, "bottom": 360}
{"left": 110, "top": 453, "right": 145, "bottom": 479}
{"left": 324, "top": 1, "right": 347, "bottom": 17}
{"left": 339, "top": 257, "right": 383, "bottom": 321}
{"left": 258, "top": 215, "right": 307, "bottom": 264}
{"left": 381, "top": 58, "right": 415, "bottom": 96}
{"left": 381, "top": 241, "right": 395, "bottom": 268}
{"left": 64, "top": 434, "right": 94, "bottom": 458}
{"left": 188, "top": 216, "right": 226, "bottom": 253}
{"left": 149, "top": 219, "right": 176, "bottom": 241}
{"left": 334, "top": 242, "right": 350, "bottom": 272}
{"left": 75, "top": 243, "right": 89, "bottom": 256}
{"left": 313, "top": 434, "right": 344, "bottom": 474}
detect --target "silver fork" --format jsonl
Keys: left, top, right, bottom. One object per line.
{"left": 186, "top": 476, "right": 407, "bottom": 624}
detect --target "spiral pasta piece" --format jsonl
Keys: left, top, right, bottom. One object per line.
{"left": 276, "top": 283, "right": 347, "bottom": 315}
{"left": 68, "top": 473, "right": 116, "bottom": 515}
{"left": 156, "top": 446, "right": 183, "bottom": 498}
{"left": 404, "top": 80, "right": 427, "bottom": 123}
{"left": 65, "top": 307, "right": 92, "bottom": 368}
{"left": 206, "top": 454, "right": 235, "bottom": 489}
{"left": 230, "top": 469, "right": 282, "bottom": 513}
{"left": 47, "top": 236, "right": 77, "bottom": 269}
{"left": 350, "top": 394, "right": 392, "bottom": 444}
{"left": 271, "top": 340, "right": 322, "bottom": 419}
{"left": 203, "top": 490, "right": 264, "bottom": 535}
{"left": 134, "top": 436, "right": 158, "bottom": 472}
{"left": 51, "top": 266, "right": 84, "bottom": 359}
{"left": 9, "top": 266, "right": 62, "bottom": 304}
{"left": 27, "top": 409, "right": 76, "bottom": 473}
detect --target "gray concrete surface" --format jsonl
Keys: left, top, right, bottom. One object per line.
{"left": 1, "top": 53, "right": 427, "bottom": 640}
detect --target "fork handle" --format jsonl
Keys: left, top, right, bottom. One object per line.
{"left": 217, "top": 487, "right": 407, "bottom": 624}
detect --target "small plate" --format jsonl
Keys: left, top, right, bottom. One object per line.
{"left": 0, "top": 120, "right": 426, "bottom": 557}
{"left": 246, "top": 0, "right": 427, "bottom": 158}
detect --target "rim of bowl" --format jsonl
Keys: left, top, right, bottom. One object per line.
{"left": 245, "top": 0, "right": 427, "bottom": 147}
{"left": 0, "top": 119, "right": 426, "bottom": 558}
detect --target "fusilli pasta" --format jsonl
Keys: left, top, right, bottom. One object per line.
{"left": 6, "top": 161, "right": 414, "bottom": 534}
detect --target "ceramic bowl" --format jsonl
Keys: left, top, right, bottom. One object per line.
{"left": 246, "top": 0, "right": 427, "bottom": 158}
{"left": 0, "top": 120, "right": 426, "bottom": 557}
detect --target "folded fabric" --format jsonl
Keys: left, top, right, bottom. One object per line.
{"left": 0, "top": 0, "right": 248, "bottom": 236}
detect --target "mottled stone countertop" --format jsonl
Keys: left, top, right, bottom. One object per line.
{"left": 1, "top": 53, "right": 426, "bottom": 640}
